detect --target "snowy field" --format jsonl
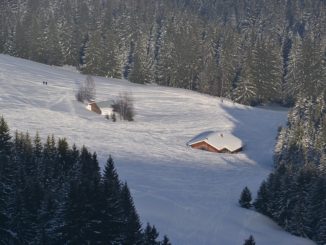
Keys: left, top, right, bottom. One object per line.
{"left": 0, "top": 54, "right": 314, "bottom": 245}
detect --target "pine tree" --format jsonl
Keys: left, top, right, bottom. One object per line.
{"left": 250, "top": 40, "right": 283, "bottom": 103}
{"left": 143, "top": 223, "right": 160, "bottom": 245}
{"left": 101, "top": 155, "right": 124, "bottom": 243}
{"left": 284, "top": 35, "right": 300, "bottom": 101}
{"left": 239, "top": 187, "right": 252, "bottom": 209}
{"left": 217, "top": 29, "right": 240, "bottom": 98}
{"left": 120, "top": 182, "right": 143, "bottom": 245}
{"left": 286, "top": 35, "right": 325, "bottom": 99}
{"left": 161, "top": 235, "right": 172, "bottom": 245}
{"left": 233, "top": 51, "right": 257, "bottom": 105}
{"left": 27, "top": 15, "right": 45, "bottom": 63}
{"left": 15, "top": 21, "right": 29, "bottom": 58}
{"left": 63, "top": 148, "right": 102, "bottom": 244}
{"left": 44, "top": 16, "right": 63, "bottom": 66}
{"left": 0, "top": 116, "right": 15, "bottom": 243}
{"left": 101, "top": 28, "right": 121, "bottom": 78}
{"left": 3, "top": 27, "right": 16, "bottom": 56}
{"left": 83, "top": 30, "right": 104, "bottom": 75}
{"left": 62, "top": 181, "right": 85, "bottom": 244}
{"left": 0, "top": 116, "right": 12, "bottom": 166}
{"left": 58, "top": 0, "right": 81, "bottom": 66}
{"left": 316, "top": 214, "right": 326, "bottom": 244}
{"left": 129, "top": 51, "right": 147, "bottom": 84}
{"left": 243, "top": 235, "right": 256, "bottom": 245}
{"left": 33, "top": 132, "right": 43, "bottom": 165}
{"left": 254, "top": 180, "right": 269, "bottom": 215}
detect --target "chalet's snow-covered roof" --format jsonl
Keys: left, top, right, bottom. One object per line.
{"left": 187, "top": 131, "right": 243, "bottom": 152}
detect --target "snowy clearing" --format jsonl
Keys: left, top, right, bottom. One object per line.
{"left": 0, "top": 54, "right": 314, "bottom": 245}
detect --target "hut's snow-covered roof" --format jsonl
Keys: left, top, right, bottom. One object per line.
{"left": 187, "top": 131, "right": 243, "bottom": 152}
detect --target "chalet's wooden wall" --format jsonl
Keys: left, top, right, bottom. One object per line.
{"left": 190, "top": 141, "right": 220, "bottom": 153}
{"left": 91, "top": 103, "right": 102, "bottom": 114}
{"left": 190, "top": 141, "right": 243, "bottom": 153}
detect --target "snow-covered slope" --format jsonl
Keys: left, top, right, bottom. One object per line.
{"left": 0, "top": 54, "right": 314, "bottom": 245}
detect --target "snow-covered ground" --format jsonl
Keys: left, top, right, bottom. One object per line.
{"left": 0, "top": 54, "right": 314, "bottom": 245}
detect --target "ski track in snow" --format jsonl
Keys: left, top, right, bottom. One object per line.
{"left": 0, "top": 54, "right": 315, "bottom": 245}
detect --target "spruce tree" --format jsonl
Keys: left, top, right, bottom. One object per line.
{"left": 101, "top": 155, "right": 124, "bottom": 243}
{"left": 239, "top": 187, "right": 252, "bottom": 209}
{"left": 0, "top": 116, "right": 15, "bottom": 243}
{"left": 83, "top": 30, "right": 104, "bottom": 75}
{"left": 234, "top": 51, "right": 257, "bottom": 105}
{"left": 254, "top": 181, "right": 269, "bottom": 215}
{"left": 161, "top": 235, "right": 172, "bottom": 245}
{"left": 100, "top": 27, "right": 121, "bottom": 78}
{"left": 243, "top": 235, "right": 256, "bottom": 245}
{"left": 44, "top": 16, "right": 63, "bottom": 66}
{"left": 120, "top": 182, "right": 143, "bottom": 245}
{"left": 143, "top": 223, "right": 160, "bottom": 245}
{"left": 63, "top": 148, "right": 102, "bottom": 244}
{"left": 250, "top": 40, "right": 282, "bottom": 103}
{"left": 0, "top": 116, "right": 12, "bottom": 165}
{"left": 58, "top": 1, "right": 81, "bottom": 66}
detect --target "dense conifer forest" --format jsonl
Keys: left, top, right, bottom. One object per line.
{"left": 1, "top": 0, "right": 325, "bottom": 105}
{"left": 254, "top": 93, "right": 326, "bottom": 244}
{"left": 0, "top": 117, "right": 170, "bottom": 244}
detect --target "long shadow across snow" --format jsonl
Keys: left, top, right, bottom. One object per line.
{"left": 219, "top": 102, "right": 288, "bottom": 170}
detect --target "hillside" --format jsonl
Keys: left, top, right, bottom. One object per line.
{"left": 0, "top": 54, "right": 315, "bottom": 245}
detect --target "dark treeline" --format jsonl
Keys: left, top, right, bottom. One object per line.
{"left": 254, "top": 93, "right": 326, "bottom": 244}
{"left": 1, "top": 0, "right": 325, "bottom": 105}
{"left": 0, "top": 117, "right": 171, "bottom": 244}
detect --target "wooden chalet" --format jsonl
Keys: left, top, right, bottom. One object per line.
{"left": 187, "top": 131, "right": 243, "bottom": 153}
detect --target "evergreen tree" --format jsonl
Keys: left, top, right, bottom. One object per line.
{"left": 217, "top": 29, "right": 240, "bottom": 98}
{"left": 101, "top": 155, "right": 124, "bottom": 243}
{"left": 239, "top": 186, "right": 252, "bottom": 209}
{"left": 161, "top": 235, "right": 172, "bottom": 245}
{"left": 58, "top": 1, "right": 81, "bottom": 66}
{"left": 286, "top": 36, "right": 325, "bottom": 99}
{"left": 101, "top": 28, "right": 121, "bottom": 78}
{"left": 143, "top": 223, "right": 160, "bottom": 245}
{"left": 83, "top": 30, "right": 104, "bottom": 75}
{"left": 155, "top": 21, "right": 177, "bottom": 87}
{"left": 129, "top": 50, "right": 148, "bottom": 84}
{"left": 234, "top": 51, "right": 257, "bottom": 105}
{"left": 251, "top": 41, "right": 283, "bottom": 103}
{"left": 120, "top": 182, "right": 143, "bottom": 245}
{"left": 253, "top": 180, "right": 269, "bottom": 215}
{"left": 243, "top": 235, "right": 256, "bottom": 245}
{"left": 15, "top": 21, "right": 29, "bottom": 59}
{"left": 27, "top": 15, "right": 45, "bottom": 63}
{"left": 44, "top": 16, "right": 63, "bottom": 66}
{"left": 0, "top": 116, "right": 15, "bottom": 243}
{"left": 63, "top": 147, "right": 102, "bottom": 244}
{"left": 0, "top": 116, "right": 12, "bottom": 166}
